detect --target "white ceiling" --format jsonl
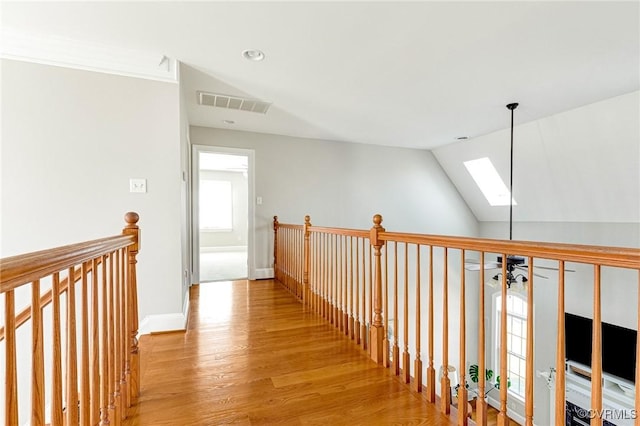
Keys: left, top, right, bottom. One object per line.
{"left": 2, "top": 1, "right": 638, "bottom": 149}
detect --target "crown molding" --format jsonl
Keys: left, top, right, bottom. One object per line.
{"left": 0, "top": 27, "right": 178, "bottom": 83}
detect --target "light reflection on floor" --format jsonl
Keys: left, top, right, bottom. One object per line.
{"left": 197, "top": 281, "right": 234, "bottom": 323}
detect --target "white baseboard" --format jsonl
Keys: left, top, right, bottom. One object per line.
{"left": 138, "top": 312, "right": 187, "bottom": 335}
{"left": 254, "top": 268, "right": 274, "bottom": 279}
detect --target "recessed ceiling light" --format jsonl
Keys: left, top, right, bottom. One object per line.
{"left": 222, "top": 120, "right": 235, "bottom": 125}
{"left": 242, "top": 49, "right": 265, "bottom": 61}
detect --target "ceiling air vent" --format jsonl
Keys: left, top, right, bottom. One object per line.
{"left": 197, "top": 91, "right": 271, "bottom": 114}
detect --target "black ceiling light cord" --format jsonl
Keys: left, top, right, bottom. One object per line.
{"left": 506, "top": 102, "right": 518, "bottom": 241}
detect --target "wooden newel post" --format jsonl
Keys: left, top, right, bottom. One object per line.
{"left": 122, "top": 212, "right": 140, "bottom": 405}
{"left": 273, "top": 216, "right": 279, "bottom": 281}
{"left": 370, "top": 214, "right": 386, "bottom": 364}
{"left": 303, "top": 215, "right": 312, "bottom": 307}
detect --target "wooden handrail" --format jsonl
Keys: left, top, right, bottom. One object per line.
{"left": 0, "top": 264, "right": 84, "bottom": 342}
{"left": 1, "top": 234, "right": 134, "bottom": 292}
{"left": 379, "top": 231, "right": 639, "bottom": 268}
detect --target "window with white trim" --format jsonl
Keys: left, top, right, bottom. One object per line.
{"left": 199, "top": 179, "right": 233, "bottom": 230}
{"left": 494, "top": 293, "right": 527, "bottom": 399}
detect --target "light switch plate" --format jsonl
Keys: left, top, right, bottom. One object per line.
{"left": 257, "top": 196, "right": 263, "bottom": 205}
{"left": 130, "top": 178, "right": 147, "bottom": 193}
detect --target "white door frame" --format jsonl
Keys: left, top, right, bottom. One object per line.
{"left": 191, "top": 144, "right": 256, "bottom": 282}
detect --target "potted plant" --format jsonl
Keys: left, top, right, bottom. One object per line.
{"left": 456, "top": 364, "right": 511, "bottom": 401}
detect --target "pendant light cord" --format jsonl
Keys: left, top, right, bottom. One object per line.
{"left": 506, "top": 103, "right": 519, "bottom": 241}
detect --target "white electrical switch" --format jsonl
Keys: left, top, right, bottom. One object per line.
{"left": 129, "top": 178, "right": 147, "bottom": 193}
{"left": 257, "top": 196, "right": 263, "bottom": 205}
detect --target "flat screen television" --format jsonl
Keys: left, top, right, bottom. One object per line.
{"left": 565, "top": 312, "right": 637, "bottom": 383}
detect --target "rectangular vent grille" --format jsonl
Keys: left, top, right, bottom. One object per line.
{"left": 198, "top": 91, "right": 271, "bottom": 114}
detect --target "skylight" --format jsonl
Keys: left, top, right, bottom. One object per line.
{"left": 464, "top": 157, "right": 516, "bottom": 207}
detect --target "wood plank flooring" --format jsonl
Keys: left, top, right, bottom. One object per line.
{"left": 123, "top": 280, "right": 457, "bottom": 425}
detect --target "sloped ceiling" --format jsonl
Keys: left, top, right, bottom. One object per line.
{"left": 432, "top": 92, "right": 640, "bottom": 223}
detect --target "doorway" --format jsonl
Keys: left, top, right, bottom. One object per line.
{"left": 192, "top": 145, "right": 255, "bottom": 283}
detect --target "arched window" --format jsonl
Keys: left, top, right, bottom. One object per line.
{"left": 494, "top": 293, "right": 527, "bottom": 399}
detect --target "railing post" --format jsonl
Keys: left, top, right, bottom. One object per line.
{"left": 122, "top": 212, "right": 140, "bottom": 405}
{"left": 273, "top": 216, "right": 279, "bottom": 281}
{"left": 369, "top": 214, "right": 385, "bottom": 364}
{"left": 303, "top": 215, "right": 312, "bottom": 307}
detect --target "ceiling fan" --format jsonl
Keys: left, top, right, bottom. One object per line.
{"left": 464, "top": 103, "right": 573, "bottom": 287}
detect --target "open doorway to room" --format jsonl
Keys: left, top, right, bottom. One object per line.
{"left": 192, "top": 145, "right": 254, "bottom": 283}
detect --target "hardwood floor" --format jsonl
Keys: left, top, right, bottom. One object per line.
{"left": 124, "top": 280, "right": 456, "bottom": 425}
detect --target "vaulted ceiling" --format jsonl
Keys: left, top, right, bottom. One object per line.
{"left": 2, "top": 1, "right": 639, "bottom": 223}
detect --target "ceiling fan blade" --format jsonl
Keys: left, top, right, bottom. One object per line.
{"left": 526, "top": 265, "right": 576, "bottom": 273}
{"left": 515, "top": 266, "right": 548, "bottom": 279}
{"left": 465, "top": 262, "right": 500, "bottom": 271}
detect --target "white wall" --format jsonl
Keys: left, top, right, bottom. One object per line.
{"left": 481, "top": 221, "right": 640, "bottom": 424}
{"left": 1, "top": 58, "right": 183, "bottom": 323}
{"left": 189, "top": 126, "right": 479, "bottom": 267}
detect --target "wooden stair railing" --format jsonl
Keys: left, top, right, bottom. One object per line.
{"left": 273, "top": 214, "right": 640, "bottom": 426}
{"left": 1, "top": 212, "right": 140, "bottom": 426}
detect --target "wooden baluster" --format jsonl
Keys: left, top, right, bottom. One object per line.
{"left": 273, "top": 216, "right": 278, "bottom": 281}
{"left": 350, "top": 236, "right": 355, "bottom": 340}
{"left": 32, "top": 279, "right": 45, "bottom": 425}
{"left": 441, "top": 247, "right": 451, "bottom": 414}
{"left": 458, "top": 250, "right": 467, "bottom": 425}
{"left": 114, "top": 250, "right": 122, "bottom": 422}
{"left": 80, "top": 262, "right": 91, "bottom": 424}
{"left": 323, "top": 233, "right": 328, "bottom": 320}
{"left": 67, "top": 266, "right": 79, "bottom": 425}
{"left": 554, "top": 261, "right": 566, "bottom": 426}
{"left": 108, "top": 253, "right": 117, "bottom": 424}
{"left": 336, "top": 235, "right": 344, "bottom": 331}
{"left": 392, "top": 241, "right": 400, "bottom": 376}
{"left": 383, "top": 239, "right": 390, "bottom": 367}
{"left": 403, "top": 242, "right": 411, "bottom": 384}
{"left": 51, "top": 273, "right": 64, "bottom": 426}
{"left": 326, "top": 233, "right": 331, "bottom": 321}
{"left": 121, "top": 249, "right": 130, "bottom": 414}
{"left": 299, "top": 228, "right": 304, "bottom": 298}
{"left": 91, "top": 259, "right": 101, "bottom": 424}
{"left": 100, "top": 255, "right": 110, "bottom": 425}
{"left": 427, "top": 245, "right": 436, "bottom": 403}
{"left": 476, "top": 252, "right": 488, "bottom": 426}
{"left": 313, "top": 234, "right": 321, "bottom": 314}
{"left": 285, "top": 229, "right": 289, "bottom": 290}
{"left": 635, "top": 270, "right": 640, "bottom": 426}
{"left": 123, "top": 212, "right": 140, "bottom": 405}
{"left": 591, "top": 265, "right": 603, "bottom": 426}
{"left": 304, "top": 216, "right": 311, "bottom": 307}
{"left": 370, "top": 214, "right": 385, "bottom": 364}
{"left": 343, "top": 236, "right": 349, "bottom": 336}
{"left": 335, "top": 234, "right": 340, "bottom": 328}
{"left": 361, "top": 238, "right": 367, "bottom": 350}
{"left": 524, "top": 257, "right": 534, "bottom": 426}
{"left": 414, "top": 244, "right": 423, "bottom": 392}
{"left": 368, "top": 240, "right": 373, "bottom": 356}
{"left": 329, "top": 234, "right": 334, "bottom": 325}
{"left": 497, "top": 256, "right": 508, "bottom": 426}
{"left": 355, "top": 237, "right": 361, "bottom": 345}
{"left": 5, "top": 289, "right": 18, "bottom": 426}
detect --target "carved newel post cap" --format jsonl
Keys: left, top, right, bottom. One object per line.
{"left": 125, "top": 212, "right": 140, "bottom": 226}
{"left": 373, "top": 214, "right": 383, "bottom": 227}
{"left": 304, "top": 215, "right": 311, "bottom": 225}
